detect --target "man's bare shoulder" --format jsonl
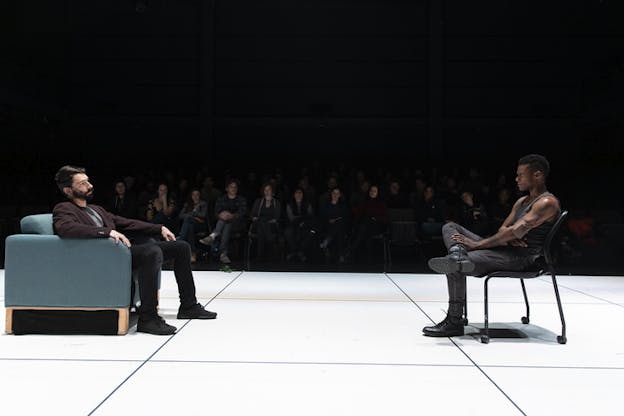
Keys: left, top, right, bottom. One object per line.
{"left": 535, "top": 195, "right": 560, "bottom": 211}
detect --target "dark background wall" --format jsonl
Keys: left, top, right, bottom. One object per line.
{"left": 1, "top": 0, "right": 623, "bottom": 204}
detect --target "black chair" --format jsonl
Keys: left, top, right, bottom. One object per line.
{"left": 469, "top": 211, "right": 569, "bottom": 344}
{"left": 350, "top": 223, "right": 389, "bottom": 272}
{"left": 246, "top": 220, "right": 284, "bottom": 270}
{"left": 371, "top": 228, "right": 390, "bottom": 273}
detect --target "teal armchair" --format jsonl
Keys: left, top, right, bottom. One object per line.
{"left": 4, "top": 214, "right": 151, "bottom": 334}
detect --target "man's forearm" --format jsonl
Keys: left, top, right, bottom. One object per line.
{"left": 474, "top": 227, "right": 515, "bottom": 250}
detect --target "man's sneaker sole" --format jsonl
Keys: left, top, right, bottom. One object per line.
{"left": 422, "top": 326, "right": 465, "bottom": 337}
{"left": 137, "top": 321, "right": 177, "bottom": 335}
{"left": 177, "top": 311, "right": 217, "bottom": 320}
{"left": 428, "top": 256, "right": 475, "bottom": 274}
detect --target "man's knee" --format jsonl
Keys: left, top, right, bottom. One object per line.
{"left": 142, "top": 245, "right": 164, "bottom": 265}
{"left": 442, "top": 222, "right": 458, "bottom": 236}
{"left": 172, "top": 240, "right": 192, "bottom": 255}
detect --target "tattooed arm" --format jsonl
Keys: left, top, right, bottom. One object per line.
{"left": 451, "top": 196, "right": 559, "bottom": 251}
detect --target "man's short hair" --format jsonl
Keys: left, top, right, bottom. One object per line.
{"left": 54, "top": 165, "right": 86, "bottom": 191}
{"left": 225, "top": 178, "right": 239, "bottom": 188}
{"left": 518, "top": 154, "right": 550, "bottom": 178}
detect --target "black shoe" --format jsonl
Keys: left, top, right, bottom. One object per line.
{"left": 428, "top": 255, "right": 475, "bottom": 274}
{"left": 422, "top": 317, "right": 464, "bottom": 337}
{"left": 137, "top": 317, "right": 177, "bottom": 335}
{"left": 177, "top": 303, "right": 218, "bottom": 320}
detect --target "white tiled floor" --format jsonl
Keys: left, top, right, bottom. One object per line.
{"left": 1, "top": 269, "right": 624, "bottom": 415}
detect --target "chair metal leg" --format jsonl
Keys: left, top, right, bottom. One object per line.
{"left": 245, "top": 238, "right": 252, "bottom": 271}
{"left": 462, "top": 285, "right": 468, "bottom": 325}
{"left": 551, "top": 272, "right": 567, "bottom": 344}
{"left": 481, "top": 277, "right": 491, "bottom": 343}
{"left": 520, "top": 278, "right": 530, "bottom": 324}
{"left": 382, "top": 238, "right": 388, "bottom": 273}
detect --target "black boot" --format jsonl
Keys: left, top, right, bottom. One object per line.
{"left": 427, "top": 244, "right": 475, "bottom": 274}
{"left": 422, "top": 315, "right": 464, "bottom": 337}
{"left": 422, "top": 301, "right": 465, "bottom": 337}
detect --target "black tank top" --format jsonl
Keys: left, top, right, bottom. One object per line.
{"left": 512, "top": 192, "right": 559, "bottom": 254}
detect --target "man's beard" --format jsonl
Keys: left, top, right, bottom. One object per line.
{"left": 72, "top": 189, "right": 94, "bottom": 201}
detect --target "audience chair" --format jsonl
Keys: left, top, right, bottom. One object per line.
{"left": 245, "top": 221, "right": 285, "bottom": 270}
{"left": 386, "top": 208, "right": 422, "bottom": 272}
{"left": 468, "top": 211, "right": 569, "bottom": 344}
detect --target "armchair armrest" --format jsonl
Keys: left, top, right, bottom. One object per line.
{"left": 4, "top": 235, "right": 132, "bottom": 308}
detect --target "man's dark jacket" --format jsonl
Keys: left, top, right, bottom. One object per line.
{"left": 53, "top": 202, "right": 162, "bottom": 238}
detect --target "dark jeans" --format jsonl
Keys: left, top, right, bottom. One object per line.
{"left": 442, "top": 222, "right": 533, "bottom": 307}
{"left": 213, "top": 219, "right": 245, "bottom": 256}
{"left": 178, "top": 216, "right": 207, "bottom": 252}
{"left": 323, "top": 219, "right": 346, "bottom": 257}
{"left": 130, "top": 240, "right": 197, "bottom": 320}
{"left": 254, "top": 220, "right": 279, "bottom": 258}
{"left": 284, "top": 220, "right": 316, "bottom": 255}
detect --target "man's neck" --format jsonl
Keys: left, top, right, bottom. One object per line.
{"left": 73, "top": 198, "right": 88, "bottom": 208}
{"left": 528, "top": 185, "right": 547, "bottom": 199}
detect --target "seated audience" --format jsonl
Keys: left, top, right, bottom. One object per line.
{"left": 284, "top": 188, "right": 316, "bottom": 262}
{"left": 345, "top": 185, "right": 387, "bottom": 261}
{"left": 458, "top": 190, "right": 490, "bottom": 236}
{"left": 415, "top": 185, "right": 447, "bottom": 238}
{"left": 146, "top": 183, "right": 178, "bottom": 232}
{"left": 177, "top": 189, "right": 208, "bottom": 263}
{"left": 250, "top": 183, "right": 282, "bottom": 260}
{"left": 109, "top": 180, "right": 138, "bottom": 219}
{"left": 386, "top": 180, "right": 410, "bottom": 208}
{"left": 199, "top": 179, "right": 247, "bottom": 264}
{"left": 319, "top": 187, "right": 349, "bottom": 262}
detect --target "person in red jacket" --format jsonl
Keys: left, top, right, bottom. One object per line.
{"left": 53, "top": 165, "right": 217, "bottom": 335}
{"left": 345, "top": 185, "right": 388, "bottom": 262}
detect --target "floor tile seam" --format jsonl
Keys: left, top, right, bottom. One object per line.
{"left": 537, "top": 277, "right": 624, "bottom": 308}
{"left": 480, "top": 364, "right": 624, "bottom": 371}
{"left": 210, "top": 297, "right": 412, "bottom": 303}
{"left": 146, "top": 359, "right": 476, "bottom": 368}
{"left": 384, "top": 273, "right": 527, "bottom": 416}
{"left": 0, "top": 357, "right": 144, "bottom": 363}
{"left": 131, "top": 359, "right": 624, "bottom": 372}
{"left": 206, "top": 297, "right": 609, "bottom": 305}
{"left": 87, "top": 270, "right": 245, "bottom": 416}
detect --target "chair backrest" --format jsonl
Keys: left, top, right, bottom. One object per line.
{"left": 20, "top": 214, "right": 54, "bottom": 235}
{"left": 543, "top": 210, "right": 568, "bottom": 267}
{"left": 387, "top": 208, "right": 415, "bottom": 222}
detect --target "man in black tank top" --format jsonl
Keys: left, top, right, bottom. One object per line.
{"left": 423, "top": 154, "right": 561, "bottom": 337}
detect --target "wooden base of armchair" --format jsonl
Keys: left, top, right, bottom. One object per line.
{"left": 5, "top": 307, "right": 129, "bottom": 335}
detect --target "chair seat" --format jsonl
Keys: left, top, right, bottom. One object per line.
{"left": 485, "top": 270, "right": 542, "bottom": 279}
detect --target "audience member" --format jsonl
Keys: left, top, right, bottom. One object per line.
{"left": 109, "top": 180, "right": 138, "bottom": 219}
{"left": 146, "top": 183, "right": 178, "bottom": 232}
{"left": 199, "top": 179, "right": 247, "bottom": 264}
{"left": 250, "top": 183, "right": 282, "bottom": 260}
{"left": 319, "top": 187, "right": 349, "bottom": 262}
{"left": 345, "top": 185, "right": 387, "bottom": 262}
{"left": 386, "top": 180, "right": 409, "bottom": 208}
{"left": 284, "top": 188, "right": 316, "bottom": 262}
{"left": 416, "top": 185, "right": 447, "bottom": 238}
{"left": 177, "top": 189, "right": 208, "bottom": 263}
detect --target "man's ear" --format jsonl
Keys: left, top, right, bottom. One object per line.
{"left": 63, "top": 186, "right": 72, "bottom": 198}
